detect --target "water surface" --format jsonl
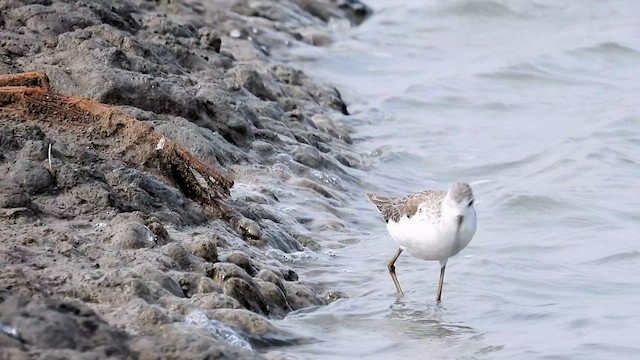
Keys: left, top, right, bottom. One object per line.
{"left": 277, "top": 1, "right": 640, "bottom": 358}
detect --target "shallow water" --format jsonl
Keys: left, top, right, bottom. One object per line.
{"left": 276, "top": 1, "right": 640, "bottom": 359}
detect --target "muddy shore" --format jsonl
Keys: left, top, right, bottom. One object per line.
{"left": 0, "top": 0, "right": 370, "bottom": 358}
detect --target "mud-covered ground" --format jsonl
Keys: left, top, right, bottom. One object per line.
{"left": 0, "top": 0, "right": 370, "bottom": 358}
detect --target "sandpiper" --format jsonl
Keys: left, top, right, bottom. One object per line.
{"left": 367, "top": 183, "right": 477, "bottom": 301}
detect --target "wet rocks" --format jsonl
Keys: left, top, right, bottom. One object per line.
{"left": 162, "top": 243, "right": 193, "bottom": 269}
{"left": 256, "top": 269, "right": 287, "bottom": 294}
{"left": 109, "top": 221, "right": 155, "bottom": 250}
{"left": 233, "top": 66, "right": 284, "bottom": 102}
{"left": 192, "top": 292, "right": 243, "bottom": 311}
{"left": 0, "top": 0, "right": 370, "bottom": 356}
{"left": 223, "top": 278, "right": 269, "bottom": 315}
{"left": 134, "top": 265, "right": 185, "bottom": 298}
{"left": 198, "top": 27, "right": 222, "bottom": 52}
{"left": 225, "top": 251, "right": 258, "bottom": 276}
{"left": 284, "top": 282, "right": 325, "bottom": 310}
{"left": 6, "top": 160, "right": 52, "bottom": 194}
{"left": 255, "top": 280, "right": 291, "bottom": 319}
{"left": 212, "top": 262, "right": 255, "bottom": 285}
{"left": 189, "top": 237, "right": 219, "bottom": 263}
{"left": 208, "top": 308, "right": 306, "bottom": 347}
{"left": 0, "top": 294, "right": 134, "bottom": 358}
{"left": 0, "top": 182, "right": 32, "bottom": 209}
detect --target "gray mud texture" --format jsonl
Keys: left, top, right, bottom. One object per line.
{"left": 0, "top": 0, "right": 370, "bottom": 358}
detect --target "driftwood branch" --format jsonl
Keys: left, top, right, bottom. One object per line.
{"left": 0, "top": 71, "right": 233, "bottom": 210}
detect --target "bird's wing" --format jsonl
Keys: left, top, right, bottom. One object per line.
{"left": 367, "top": 190, "right": 445, "bottom": 223}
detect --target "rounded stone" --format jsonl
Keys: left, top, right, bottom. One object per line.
{"left": 172, "top": 272, "right": 202, "bottom": 298}
{"left": 196, "top": 276, "right": 221, "bottom": 294}
{"left": 198, "top": 27, "right": 221, "bottom": 52}
{"left": 222, "top": 277, "right": 268, "bottom": 315}
{"left": 189, "top": 238, "right": 218, "bottom": 263}
{"left": 207, "top": 308, "right": 305, "bottom": 347}
{"left": 7, "top": 160, "right": 52, "bottom": 194}
{"left": 255, "top": 279, "right": 291, "bottom": 318}
{"left": 236, "top": 218, "right": 262, "bottom": 240}
{"left": 284, "top": 282, "right": 323, "bottom": 311}
{"left": 110, "top": 222, "right": 154, "bottom": 250}
{"left": 225, "top": 251, "right": 257, "bottom": 276}
{"left": 292, "top": 144, "right": 322, "bottom": 168}
{"left": 255, "top": 269, "right": 286, "bottom": 294}
{"left": 320, "top": 289, "right": 348, "bottom": 304}
{"left": 161, "top": 243, "right": 192, "bottom": 269}
{"left": 147, "top": 220, "right": 171, "bottom": 244}
{"left": 135, "top": 266, "right": 184, "bottom": 298}
{"left": 211, "top": 262, "right": 253, "bottom": 284}
{"left": 192, "top": 292, "right": 243, "bottom": 310}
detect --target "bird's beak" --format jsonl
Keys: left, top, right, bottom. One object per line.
{"left": 456, "top": 215, "right": 464, "bottom": 234}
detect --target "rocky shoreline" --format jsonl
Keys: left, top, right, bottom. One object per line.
{"left": 0, "top": 0, "right": 370, "bottom": 358}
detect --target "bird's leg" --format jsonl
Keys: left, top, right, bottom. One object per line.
{"left": 436, "top": 264, "right": 446, "bottom": 302}
{"left": 387, "top": 248, "right": 404, "bottom": 296}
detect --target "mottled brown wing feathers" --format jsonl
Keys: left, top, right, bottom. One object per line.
{"left": 366, "top": 190, "right": 446, "bottom": 223}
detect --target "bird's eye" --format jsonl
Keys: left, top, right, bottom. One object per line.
{"left": 468, "top": 200, "right": 474, "bottom": 207}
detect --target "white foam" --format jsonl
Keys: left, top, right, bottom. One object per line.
{"left": 184, "top": 310, "right": 252, "bottom": 350}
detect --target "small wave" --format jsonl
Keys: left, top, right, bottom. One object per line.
{"left": 184, "top": 310, "right": 252, "bottom": 350}
{"left": 569, "top": 42, "right": 640, "bottom": 59}
{"left": 477, "top": 63, "right": 576, "bottom": 85}
{"left": 436, "top": 0, "right": 521, "bottom": 18}
{"left": 584, "top": 251, "right": 640, "bottom": 265}
{"left": 499, "top": 194, "right": 573, "bottom": 213}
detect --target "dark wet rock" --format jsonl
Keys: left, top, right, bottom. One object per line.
{"left": 255, "top": 279, "right": 291, "bottom": 318}
{"left": 172, "top": 272, "right": 221, "bottom": 298}
{"left": 211, "top": 262, "right": 254, "bottom": 285}
{"left": 292, "top": 144, "right": 323, "bottom": 168}
{"left": 222, "top": 277, "right": 269, "bottom": 315}
{"left": 208, "top": 308, "right": 306, "bottom": 347}
{"left": 192, "top": 292, "right": 243, "bottom": 311}
{"left": 236, "top": 217, "right": 263, "bottom": 240}
{"left": 283, "top": 268, "right": 299, "bottom": 282}
{"left": 189, "top": 237, "right": 219, "bottom": 263}
{"left": 310, "top": 113, "right": 353, "bottom": 144}
{"left": 225, "top": 251, "right": 258, "bottom": 276}
{"left": 293, "top": 232, "right": 321, "bottom": 251}
{"left": 162, "top": 243, "right": 192, "bottom": 269}
{"left": 260, "top": 220, "right": 304, "bottom": 252}
{"left": 114, "top": 300, "right": 173, "bottom": 333}
{"left": 108, "top": 221, "right": 155, "bottom": 250}
{"left": 284, "top": 282, "right": 324, "bottom": 310}
{"left": 146, "top": 218, "right": 172, "bottom": 244}
{"left": 0, "top": 182, "right": 32, "bottom": 209}
{"left": 335, "top": 0, "right": 372, "bottom": 24}
{"left": 153, "top": 115, "right": 248, "bottom": 170}
{"left": 105, "top": 167, "right": 209, "bottom": 225}
{"left": 196, "top": 276, "right": 220, "bottom": 294}
{"left": 233, "top": 66, "right": 284, "bottom": 102}
{"left": 255, "top": 269, "right": 286, "bottom": 295}
{"left": 320, "top": 289, "right": 348, "bottom": 304}
{"left": 6, "top": 160, "right": 52, "bottom": 194}
{"left": 16, "top": 140, "right": 49, "bottom": 161}
{"left": 70, "top": 182, "right": 113, "bottom": 209}
{"left": 198, "top": 27, "right": 222, "bottom": 52}
{"left": 54, "top": 163, "right": 91, "bottom": 189}
{"left": 231, "top": 202, "right": 283, "bottom": 224}
{"left": 135, "top": 265, "right": 184, "bottom": 298}
{"left": 131, "top": 324, "right": 262, "bottom": 360}
{"left": 0, "top": 294, "right": 133, "bottom": 357}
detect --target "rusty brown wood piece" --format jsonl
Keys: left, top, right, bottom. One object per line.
{"left": 0, "top": 71, "right": 233, "bottom": 207}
